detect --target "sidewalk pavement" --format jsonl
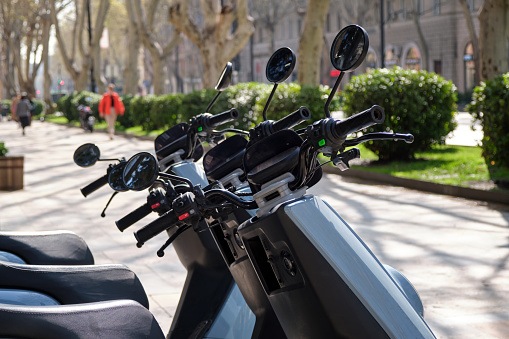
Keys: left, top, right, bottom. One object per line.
{"left": 1, "top": 119, "right": 508, "bottom": 338}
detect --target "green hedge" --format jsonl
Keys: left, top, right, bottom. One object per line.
{"left": 0, "top": 141, "right": 7, "bottom": 156}
{"left": 342, "top": 67, "right": 457, "bottom": 160}
{"left": 55, "top": 82, "right": 341, "bottom": 132}
{"left": 468, "top": 72, "right": 509, "bottom": 169}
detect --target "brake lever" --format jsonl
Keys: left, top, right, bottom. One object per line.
{"left": 343, "top": 132, "right": 414, "bottom": 147}
{"left": 101, "top": 191, "right": 119, "bottom": 217}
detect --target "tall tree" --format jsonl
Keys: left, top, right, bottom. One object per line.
{"left": 296, "top": 0, "right": 331, "bottom": 85}
{"left": 169, "top": 0, "right": 255, "bottom": 89}
{"left": 123, "top": 0, "right": 140, "bottom": 94}
{"left": 478, "top": 0, "right": 509, "bottom": 81}
{"left": 409, "top": 1, "right": 429, "bottom": 71}
{"left": 0, "top": 0, "right": 48, "bottom": 97}
{"left": 131, "top": 0, "right": 181, "bottom": 94}
{"left": 50, "top": 0, "right": 110, "bottom": 92}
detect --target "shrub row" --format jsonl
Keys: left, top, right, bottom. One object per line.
{"left": 56, "top": 83, "right": 341, "bottom": 132}
{"left": 342, "top": 67, "right": 457, "bottom": 160}
{"left": 468, "top": 72, "right": 509, "bottom": 169}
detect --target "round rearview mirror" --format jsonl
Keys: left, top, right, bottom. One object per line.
{"left": 266, "top": 47, "right": 296, "bottom": 84}
{"left": 215, "top": 62, "right": 233, "bottom": 91}
{"left": 108, "top": 162, "right": 129, "bottom": 192}
{"left": 330, "top": 25, "right": 369, "bottom": 72}
{"left": 123, "top": 152, "right": 159, "bottom": 191}
{"left": 73, "top": 143, "right": 100, "bottom": 167}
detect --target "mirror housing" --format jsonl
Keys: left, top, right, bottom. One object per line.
{"left": 330, "top": 25, "right": 369, "bottom": 72}
{"left": 73, "top": 143, "right": 100, "bottom": 167}
{"left": 122, "top": 152, "right": 159, "bottom": 191}
{"left": 266, "top": 47, "right": 296, "bottom": 84}
{"left": 215, "top": 62, "right": 233, "bottom": 91}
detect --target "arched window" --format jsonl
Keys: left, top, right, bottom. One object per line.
{"left": 404, "top": 46, "right": 421, "bottom": 71}
{"left": 464, "top": 42, "right": 476, "bottom": 92}
{"left": 365, "top": 50, "right": 377, "bottom": 72}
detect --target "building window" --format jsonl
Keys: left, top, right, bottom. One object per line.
{"left": 297, "top": 18, "right": 302, "bottom": 34}
{"left": 366, "top": 51, "right": 377, "bottom": 72}
{"left": 464, "top": 42, "right": 476, "bottom": 92}
{"left": 387, "top": 0, "right": 394, "bottom": 21}
{"left": 433, "top": 0, "right": 441, "bottom": 15}
{"left": 404, "top": 46, "right": 421, "bottom": 71}
{"left": 400, "top": 0, "right": 406, "bottom": 20}
{"left": 288, "top": 19, "right": 293, "bottom": 39}
{"left": 337, "top": 13, "right": 341, "bottom": 30}
{"left": 326, "top": 13, "right": 331, "bottom": 32}
{"left": 434, "top": 60, "right": 442, "bottom": 74}
{"left": 415, "top": 0, "right": 423, "bottom": 15}
{"left": 468, "top": 0, "right": 475, "bottom": 10}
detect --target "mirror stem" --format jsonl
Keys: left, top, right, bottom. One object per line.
{"left": 158, "top": 172, "right": 194, "bottom": 190}
{"left": 325, "top": 72, "right": 344, "bottom": 118}
{"left": 206, "top": 91, "right": 223, "bottom": 113}
{"left": 262, "top": 84, "right": 279, "bottom": 121}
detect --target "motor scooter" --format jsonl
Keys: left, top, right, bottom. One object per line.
{"left": 78, "top": 98, "right": 94, "bottom": 132}
{"left": 120, "top": 25, "right": 435, "bottom": 338}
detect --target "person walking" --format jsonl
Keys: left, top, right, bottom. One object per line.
{"left": 99, "top": 83, "right": 124, "bottom": 140}
{"left": 11, "top": 93, "right": 20, "bottom": 121}
{"left": 16, "top": 93, "right": 33, "bottom": 136}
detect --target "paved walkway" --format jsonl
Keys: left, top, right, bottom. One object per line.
{"left": 1, "top": 120, "right": 508, "bottom": 338}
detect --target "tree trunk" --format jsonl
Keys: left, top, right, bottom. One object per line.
{"left": 297, "top": 0, "right": 331, "bottom": 85}
{"left": 41, "top": 13, "right": 53, "bottom": 109}
{"left": 459, "top": 0, "right": 480, "bottom": 86}
{"left": 124, "top": 0, "right": 140, "bottom": 95}
{"left": 169, "top": 0, "right": 254, "bottom": 89}
{"left": 479, "top": 0, "right": 509, "bottom": 81}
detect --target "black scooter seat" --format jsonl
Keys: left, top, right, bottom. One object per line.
{"left": 0, "top": 231, "right": 94, "bottom": 265}
{"left": 0, "top": 261, "right": 149, "bottom": 308}
{"left": 0, "top": 299, "right": 165, "bottom": 339}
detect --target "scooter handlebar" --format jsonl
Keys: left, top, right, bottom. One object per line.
{"left": 334, "top": 105, "right": 385, "bottom": 140}
{"left": 134, "top": 209, "right": 179, "bottom": 245}
{"left": 116, "top": 203, "right": 153, "bottom": 232}
{"left": 208, "top": 108, "right": 239, "bottom": 129}
{"left": 80, "top": 174, "right": 109, "bottom": 197}
{"left": 273, "top": 106, "right": 311, "bottom": 133}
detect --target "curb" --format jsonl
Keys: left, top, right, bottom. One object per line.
{"left": 322, "top": 165, "right": 509, "bottom": 205}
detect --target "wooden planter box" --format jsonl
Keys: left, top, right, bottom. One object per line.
{"left": 0, "top": 156, "right": 24, "bottom": 191}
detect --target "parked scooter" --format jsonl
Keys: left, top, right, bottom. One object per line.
{"left": 78, "top": 98, "right": 94, "bottom": 132}
{"left": 119, "top": 25, "right": 435, "bottom": 338}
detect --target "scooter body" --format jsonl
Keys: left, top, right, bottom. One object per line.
{"left": 163, "top": 157, "right": 256, "bottom": 338}
{"left": 237, "top": 189, "right": 434, "bottom": 338}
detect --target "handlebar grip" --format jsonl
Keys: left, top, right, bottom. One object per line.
{"left": 134, "top": 209, "right": 179, "bottom": 245}
{"left": 80, "top": 174, "right": 109, "bottom": 197}
{"left": 208, "top": 108, "right": 239, "bottom": 128}
{"left": 273, "top": 106, "right": 311, "bottom": 133}
{"left": 116, "top": 203, "right": 153, "bottom": 232}
{"left": 334, "top": 105, "right": 385, "bottom": 139}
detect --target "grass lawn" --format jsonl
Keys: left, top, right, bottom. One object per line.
{"left": 345, "top": 144, "right": 509, "bottom": 191}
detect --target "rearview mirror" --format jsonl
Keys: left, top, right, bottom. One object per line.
{"left": 266, "top": 47, "right": 296, "bottom": 84}
{"left": 215, "top": 62, "right": 233, "bottom": 91}
{"left": 73, "top": 143, "right": 100, "bottom": 167}
{"left": 122, "top": 152, "right": 159, "bottom": 191}
{"left": 330, "top": 25, "right": 369, "bottom": 72}
{"left": 108, "top": 162, "right": 129, "bottom": 192}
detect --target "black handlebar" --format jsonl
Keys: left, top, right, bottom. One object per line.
{"left": 81, "top": 174, "right": 109, "bottom": 197}
{"left": 116, "top": 203, "right": 153, "bottom": 232}
{"left": 208, "top": 108, "right": 239, "bottom": 129}
{"left": 273, "top": 106, "right": 311, "bottom": 133}
{"left": 334, "top": 105, "right": 385, "bottom": 140}
{"left": 134, "top": 209, "right": 179, "bottom": 245}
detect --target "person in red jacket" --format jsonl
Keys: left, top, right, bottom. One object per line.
{"left": 99, "top": 83, "right": 125, "bottom": 140}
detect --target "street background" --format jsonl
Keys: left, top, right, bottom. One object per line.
{"left": 0, "top": 119, "right": 507, "bottom": 338}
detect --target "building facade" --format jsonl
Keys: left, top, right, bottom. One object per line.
{"left": 236, "top": 0, "right": 481, "bottom": 94}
